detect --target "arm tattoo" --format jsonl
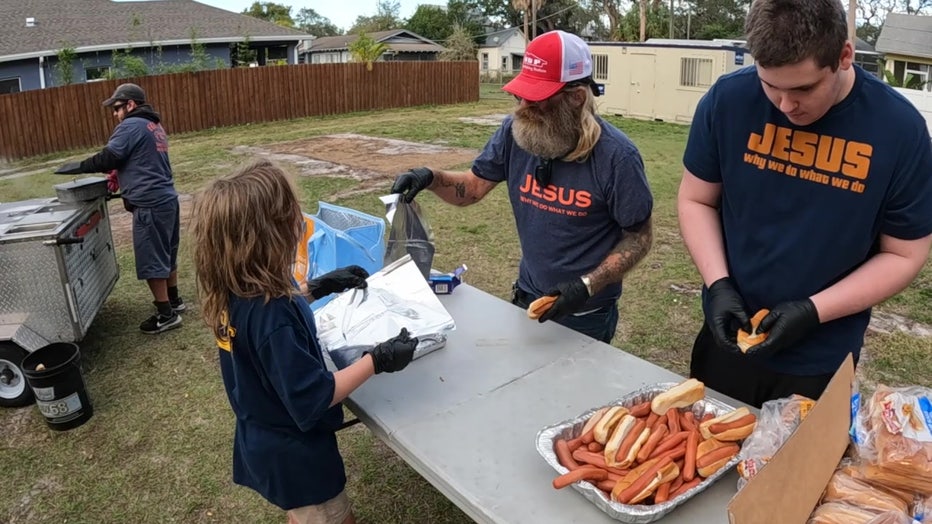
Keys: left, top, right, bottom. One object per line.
{"left": 588, "top": 217, "right": 653, "bottom": 293}
{"left": 435, "top": 171, "right": 484, "bottom": 205}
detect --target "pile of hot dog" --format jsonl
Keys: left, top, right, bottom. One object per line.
{"left": 550, "top": 379, "right": 757, "bottom": 506}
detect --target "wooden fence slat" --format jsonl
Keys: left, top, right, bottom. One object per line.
{"left": 0, "top": 62, "right": 477, "bottom": 161}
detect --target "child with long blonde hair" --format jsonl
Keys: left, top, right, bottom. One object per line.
{"left": 192, "top": 160, "right": 416, "bottom": 523}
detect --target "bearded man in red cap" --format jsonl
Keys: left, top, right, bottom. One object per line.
{"left": 392, "top": 30, "right": 654, "bottom": 343}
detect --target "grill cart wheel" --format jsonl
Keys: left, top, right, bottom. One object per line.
{"left": 0, "top": 343, "right": 33, "bottom": 407}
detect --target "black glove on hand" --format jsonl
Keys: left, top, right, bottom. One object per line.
{"left": 307, "top": 265, "right": 369, "bottom": 300}
{"left": 390, "top": 167, "right": 434, "bottom": 203}
{"left": 54, "top": 161, "right": 84, "bottom": 174}
{"left": 538, "top": 278, "right": 591, "bottom": 323}
{"left": 746, "top": 299, "right": 820, "bottom": 359}
{"left": 365, "top": 328, "right": 418, "bottom": 374}
{"left": 706, "top": 277, "right": 749, "bottom": 354}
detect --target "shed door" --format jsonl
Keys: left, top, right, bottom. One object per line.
{"left": 628, "top": 53, "right": 655, "bottom": 119}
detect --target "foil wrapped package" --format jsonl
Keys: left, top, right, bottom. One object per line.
{"left": 535, "top": 383, "right": 742, "bottom": 523}
{"left": 314, "top": 255, "right": 455, "bottom": 368}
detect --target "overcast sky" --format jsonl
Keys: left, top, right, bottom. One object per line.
{"left": 195, "top": 0, "right": 422, "bottom": 33}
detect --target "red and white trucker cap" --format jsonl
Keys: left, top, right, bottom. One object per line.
{"left": 503, "top": 30, "right": 593, "bottom": 102}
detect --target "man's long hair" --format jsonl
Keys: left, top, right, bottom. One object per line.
{"left": 192, "top": 159, "right": 303, "bottom": 340}
{"left": 565, "top": 88, "right": 601, "bottom": 162}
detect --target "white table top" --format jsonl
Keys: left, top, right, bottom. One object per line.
{"left": 344, "top": 284, "right": 739, "bottom": 523}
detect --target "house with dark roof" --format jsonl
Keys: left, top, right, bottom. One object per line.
{"left": 301, "top": 30, "right": 445, "bottom": 64}
{"left": 477, "top": 27, "right": 525, "bottom": 79}
{"left": 0, "top": 0, "right": 310, "bottom": 93}
{"left": 876, "top": 13, "right": 932, "bottom": 89}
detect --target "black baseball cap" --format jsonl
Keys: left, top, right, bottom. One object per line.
{"left": 102, "top": 83, "right": 146, "bottom": 107}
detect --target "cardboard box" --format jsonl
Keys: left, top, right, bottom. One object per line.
{"left": 727, "top": 354, "right": 856, "bottom": 523}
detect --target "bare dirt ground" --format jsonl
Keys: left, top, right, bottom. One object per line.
{"left": 106, "top": 133, "right": 479, "bottom": 246}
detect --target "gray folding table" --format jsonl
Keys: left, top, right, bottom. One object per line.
{"left": 342, "top": 284, "right": 739, "bottom": 523}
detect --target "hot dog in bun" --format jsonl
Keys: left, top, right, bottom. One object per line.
{"left": 699, "top": 407, "right": 757, "bottom": 441}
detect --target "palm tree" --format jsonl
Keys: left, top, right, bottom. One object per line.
{"left": 512, "top": 0, "right": 529, "bottom": 44}
{"left": 349, "top": 33, "right": 389, "bottom": 71}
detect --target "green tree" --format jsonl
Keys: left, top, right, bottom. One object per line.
{"left": 687, "top": 0, "right": 748, "bottom": 40}
{"left": 295, "top": 7, "right": 341, "bottom": 36}
{"left": 348, "top": 33, "right": 389, "bottom": 70}
{"left": 883, "top": 67, "right": 928, "bottom": 90}
{"left": 405, "top": 5, "right": 453, "bottom": 42}
{"left": 242, "top": 1, "right": 295, "bottom": 28}
{"left": 54, "top": 46, "right": 77, "bottom": 85}
{"left": 617, "top": 2, "right": 668, "bottom": 41}
{"left": 348, "top": 0, "right": 400, "bottom": 34}
{"left": 439, "top": 24, "right": 478, "bottom": 61}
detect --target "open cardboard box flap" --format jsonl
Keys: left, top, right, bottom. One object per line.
{"left": 727, "top": 354, "right": 855, "bottom": 524}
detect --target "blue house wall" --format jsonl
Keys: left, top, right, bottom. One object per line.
{"left": 2, "top": 41, "right": 296, "bottom": 92}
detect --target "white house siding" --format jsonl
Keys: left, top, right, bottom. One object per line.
{"left": 894, "top": 87, "right": 932, "bottom": 137}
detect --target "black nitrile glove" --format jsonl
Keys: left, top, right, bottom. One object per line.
{"left": 746, "top": 299, "right": 820, "bottom": 359}
{"left": 365, "top": 328, "right": 418, "bottom": 374}
{"left": 706, "top": 277, "right": 748, "bottom": 354}
{"left": 538, "top": 278, "right": 591, "bottom": 323}
{"left": 307, "top": 265, "right": 369, "bottom": 300}
{"left": 54, "top": 161, "right": 84, "bottom": 174}
{"left": 390, "top": 167, "right": 434, "bottom": 203}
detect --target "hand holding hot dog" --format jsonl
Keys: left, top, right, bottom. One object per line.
{"left": 536, "top": 278, "right": 590, "bottom": 323}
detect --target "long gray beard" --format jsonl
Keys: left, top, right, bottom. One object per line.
{"left": 511, "top": 103, "right": 580, "bottom": 159}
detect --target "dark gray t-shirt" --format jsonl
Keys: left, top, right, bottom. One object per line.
{"left": 108, "top": 116, "right": 177, "bottom": 207}
{"left": 472, "top": 116, "right": 653, "bottom": 308}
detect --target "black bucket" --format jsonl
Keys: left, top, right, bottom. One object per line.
{"left": 22, "top": 343, "right": 93, "bottom": 431}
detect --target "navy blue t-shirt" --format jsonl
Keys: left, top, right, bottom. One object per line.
{"left": 684, "top": 66, "right": 932, "bottom": 375}
{"left": 107, "top": 114, "right": 178, "bottom": 208}
{"left": 472, "top": 116, "right": 653, "bottom": 309}
{"left": 217, "top": 293, "right": 345, "bottom": 510}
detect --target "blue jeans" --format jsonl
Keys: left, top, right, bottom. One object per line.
{"left": 512, "top": 285, "right": 619, "bottom": 344}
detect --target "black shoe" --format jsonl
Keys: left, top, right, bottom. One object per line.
{"left": 170, "top": 297, "right": 186, "bottom": 313}
{"left": 140, "top": 312, "right": 182, "bottom": 334}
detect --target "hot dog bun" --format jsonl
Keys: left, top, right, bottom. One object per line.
{"left": 527, "top": 295, "right": 557, "bottom": 319}
{"left": 737, "top": 309, "right": 770, "bottom": 352}
{"left": 650, "top": 379, "right": 706, "bottom": 415}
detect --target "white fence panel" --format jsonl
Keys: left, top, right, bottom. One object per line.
{"left": 894, "top": 87, "right": 932, "bottom": 137}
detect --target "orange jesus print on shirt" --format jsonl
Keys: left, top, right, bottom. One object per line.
{"left": 746, "top": 123, "right": 873, "bottom": 181}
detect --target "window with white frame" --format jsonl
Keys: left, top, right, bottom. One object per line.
{"left": 0, "top": 77, "right": 21, "bottom": 94}
{"left": 501, "top": 56, "right": 508, "bottom": 71}
{"left": 85, "top": 65, "right": 111, "bottom": 82}
{"left": 904, "top": 61, "right": 931, "bottom": 91}
{"left": 481, "top": 53, "right": 489, "bottom": 70}
{"left": 592, "top": 54, "right": 608, "bottom": 81}
{"left": 680, "top": 57, "right": 714, "bottom": 87}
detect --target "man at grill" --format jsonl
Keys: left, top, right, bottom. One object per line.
{"left": 55, "top": 83, "right": 184, "bottom": 334}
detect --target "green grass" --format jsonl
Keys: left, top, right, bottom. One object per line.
{"left": 1, "top": 95, "right": 930, "bottom": 523}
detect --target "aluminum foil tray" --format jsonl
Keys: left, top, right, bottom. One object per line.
{"left": 535, "top": 382, "right": 741, "bottom": 523}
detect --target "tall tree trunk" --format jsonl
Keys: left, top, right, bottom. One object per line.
{"left": 524, "top": 11, "right": 529, "bottom": 44}
{"left": 639, "top": 0, "right": 647, "bottom": 42}
{"left": 531, "top": 0, "right": 538, "bottom": 39}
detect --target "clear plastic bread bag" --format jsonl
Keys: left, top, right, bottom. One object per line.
{"left": 736, "top": 394, "right": 817, "bottom": 490}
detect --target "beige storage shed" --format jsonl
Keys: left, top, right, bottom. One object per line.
{"left": 589, "top": 39, "right": 754, "bottom": 124}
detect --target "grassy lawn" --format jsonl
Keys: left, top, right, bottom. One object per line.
{"left": 1, "top": 93, "right": 930, "bottom": 523}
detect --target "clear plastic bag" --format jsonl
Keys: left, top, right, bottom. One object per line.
{"left": 736, "top": 394, "right": 816, "bottom": 489}
{"left": 915, "top": 494, "right": 932, "bottom": 523}
{"left": 852, "top": 385, "right": 932, "bottom": 496}
{"left": 382, "top": 194, "right": 434, "bottom": 280}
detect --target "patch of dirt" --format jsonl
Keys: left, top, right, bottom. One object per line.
{"left": 458, "top": 114, "right": 509, "bottom": 126}
{"left": 108, "top": 133, "right": 481, "bottom": 246}
{"left": 1, "top": 407, "right": 50, "bottom": 449}
{"left": 5, "top": 477, "right": 62, "bottom": 523}
{"left": 867, "top": 310, "right": 932, "bottom": 337}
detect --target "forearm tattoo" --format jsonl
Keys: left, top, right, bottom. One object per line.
{"left": 589, "top": 217, "right": 653, "bottom": 292}
{"left": 435, "top": 172, "right": 482, "bottom": 205}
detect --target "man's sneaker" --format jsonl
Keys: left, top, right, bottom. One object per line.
{"left": 170, "top": 297, "right": 186, "bottom": 313}
{"left": 139, "top": 311, "right": 182, "bottom": 334}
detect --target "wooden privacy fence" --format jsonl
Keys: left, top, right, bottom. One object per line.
{"left": 0, "top": 61, "right": 479, "bottom": 161}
